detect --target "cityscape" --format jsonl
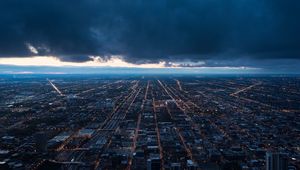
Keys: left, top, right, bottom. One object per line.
{"left": 0, "top": 75, "right": 299, "bottom": 170}
{"left": 1, "top": 0, "right": 300, "bottom": 170}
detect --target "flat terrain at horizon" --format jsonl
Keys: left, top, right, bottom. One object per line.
{"left": 0, "top": 75, "right": 299, "bottom": 169}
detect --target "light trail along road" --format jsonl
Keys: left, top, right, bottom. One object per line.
{"left": 47, "top": 79, "right": 64, "bottom": 96}
{"left": 230, "top": 82, "right": 262, "bottom": 96}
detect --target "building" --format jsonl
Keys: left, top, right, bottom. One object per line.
{"left": 147, "top": 154, "right": 161, "bottom": 170}
{"left": 35, "top": 132, "right": 48, "bottom": 152}
{"left": 266, "top": 152, "right": 288, "bottom": 170}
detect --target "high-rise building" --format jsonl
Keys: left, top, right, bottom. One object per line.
{"left": 147, "top": 155, "right": 161, "bottom": 170}
{"left": 266, "top": 152, "right": 288, "bottom": 170}
{"left": 35, "top": 132, "right": 48, "bottom": 152}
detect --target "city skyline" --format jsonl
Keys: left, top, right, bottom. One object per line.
{"left": 0, "top": 75, "right": 299, "bottom": 169}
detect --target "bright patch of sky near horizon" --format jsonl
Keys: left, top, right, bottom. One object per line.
{"left": 0, "top": 56, "right": 258, "bottom": 70}
{"left": 0, "top": 56, "right": 166, "bottom": 68}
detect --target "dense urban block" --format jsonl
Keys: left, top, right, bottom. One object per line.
{"left": 0, "top": 75, "right": 299, "bottom": 170}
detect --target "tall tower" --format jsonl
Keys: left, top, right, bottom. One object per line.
{"left": 266, "top": 152, "right": 288, "bottom": 170}
{"left": 35, "top": 132, "right": 48, "bottom": 152}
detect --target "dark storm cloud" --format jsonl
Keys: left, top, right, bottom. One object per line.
{"left": 0, "top": 0, "right": 299, "bottom": 64}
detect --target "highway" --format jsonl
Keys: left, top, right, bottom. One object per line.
{"left": 230, "top": 82, "right": 262, "bottom": 96}
{"left": 47, "top": 79, "right": 64, "bottom": 96}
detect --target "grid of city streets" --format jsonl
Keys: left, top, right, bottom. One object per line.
{"left": 0, "top": 75, "right": 299, "bottom": 169}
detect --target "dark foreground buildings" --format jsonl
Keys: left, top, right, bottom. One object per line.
{"left": 0, "top": 75, "right": 299, "bottom": 170}
{"left": 266, "top": 152, "right": 288, "bottom": 170}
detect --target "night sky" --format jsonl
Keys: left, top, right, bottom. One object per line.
{"left": 0, "top": 0, "right": 300, "bottom": 73}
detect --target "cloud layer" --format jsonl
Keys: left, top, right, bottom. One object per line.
{"left": 0, "top": 0, "right": 300, "bottom": 68}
